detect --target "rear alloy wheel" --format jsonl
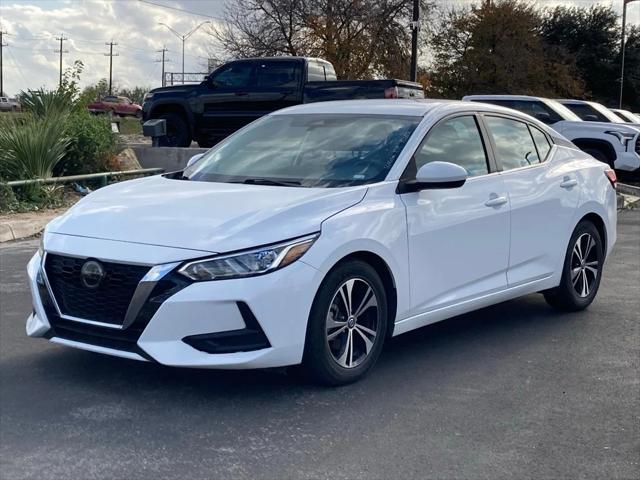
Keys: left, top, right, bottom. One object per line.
{"left": 544, "top": 221, "right": 604, "bottom": 311}
{"left": 303, "top": 260, "right": 388, "bottom": 385}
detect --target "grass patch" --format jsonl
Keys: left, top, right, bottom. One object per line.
{"left": 118, "top": 116, "right": 142, "bottom": 135}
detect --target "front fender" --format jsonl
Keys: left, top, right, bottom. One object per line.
{"left": 301, "top": 182, "right": 411, "bottom": 321}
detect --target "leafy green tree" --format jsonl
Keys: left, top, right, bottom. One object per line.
{"left": 428, "top": 0, "right": 583, "bottom": 99}
{"left": 539, "top": 5, "right": 635, "bottom": 108}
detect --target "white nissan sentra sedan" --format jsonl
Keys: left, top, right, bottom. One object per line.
{"left": 27, "top": 100, "right": 617, "bottom": 385}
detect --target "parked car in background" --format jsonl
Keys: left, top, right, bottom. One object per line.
{"left": 88, "top": 96, "right": 142, "bottom": 117}
{"left": 556, "top": 99, "right": 640, "bottom": 128}
{"left": 142, "top": 56, "right": 424, "bottom": 147}
{"left": 28, "top": 100, "right": 617, "bottom": 385}
{"left": 0, "top": 96, "right": 21, "bottom": 111}
{"left": 463, "top": 95, "right": 640, "bottom": 171}
{"left": 610, "top": 109, "right": 640, "bottom": 124}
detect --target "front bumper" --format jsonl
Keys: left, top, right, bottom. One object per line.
{"left": 615, "top": 151, "right": 640, "bottom": 171}
{"left": 26, "top": 237, "right": 321, "bottom": 369}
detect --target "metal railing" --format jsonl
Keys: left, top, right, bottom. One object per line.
{"left": 5, "top": 168, "right": 164, "bottom": 188}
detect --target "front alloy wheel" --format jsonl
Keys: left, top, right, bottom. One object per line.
{"left": 303, "top": 260, "right": 388, "bottom": 385}
{"left": 326, "top": 278, "right": 379, "bottom": 369}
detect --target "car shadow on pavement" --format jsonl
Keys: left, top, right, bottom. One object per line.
{"left": 22, "top": 292, "right": 579, "bottom": 402}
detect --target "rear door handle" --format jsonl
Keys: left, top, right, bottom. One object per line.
{"left": 560, "top": 178, "right": 578, "bottom": 189}
{"left": 485, "top": 196, "right": 508, "bottom": 207}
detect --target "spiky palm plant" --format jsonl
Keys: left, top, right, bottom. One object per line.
{"left": 0, "top": 113, "right": 71, "bottom": 180}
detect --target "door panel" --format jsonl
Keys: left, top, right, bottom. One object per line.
{"left": 402, "top": 176, "right": 510, "bottom": 313}
{"left": 483, "top": 116, "right": 580, "bottom": 285}
{"left": 201, "top": 62, "right": 258, "bottom": 138}
{"left": 400, "top": 115, "right": 510, "bottom": 314}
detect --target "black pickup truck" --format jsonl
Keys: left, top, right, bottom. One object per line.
{"left": 142, "top": 57, "right": 424, "bottom": 147}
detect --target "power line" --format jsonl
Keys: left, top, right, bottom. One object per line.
{"left": 137, "top": 0, "right": 225, "bottom": 21}
{"left": 105, "top": 41, "right": 119, "bottom": 95}
{"left": 54, "top": 34, "right": 68, "bottom": 87}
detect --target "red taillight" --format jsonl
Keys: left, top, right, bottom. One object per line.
{"left": 384, "top": 86, "right": 398, "bottom": 99}
{"left": 604, "top": 169, "right": 617, "bottom": 189}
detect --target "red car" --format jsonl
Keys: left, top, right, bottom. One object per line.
{"left": 88, "top": 96, "right": 142, "bottom": 117}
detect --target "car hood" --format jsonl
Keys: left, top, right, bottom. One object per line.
{"left": 47, "top": 175, "right": 367, "bottom": 254}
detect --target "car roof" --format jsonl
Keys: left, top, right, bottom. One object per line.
{"left": 462, "top": 94, "right": 545, "bottom": 101}
{"left": 273, "top": 99, "right": 534, "bottom": 118}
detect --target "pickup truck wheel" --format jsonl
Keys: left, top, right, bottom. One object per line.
{"left": 583, "top": 147, "right": 614, "bottom": 168}
{"left": 158, "top": 113, "right": 191, "bottom": 147}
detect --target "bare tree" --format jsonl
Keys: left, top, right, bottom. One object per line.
{"left": 209, "top": 0, "right": 432, "bottom": 79}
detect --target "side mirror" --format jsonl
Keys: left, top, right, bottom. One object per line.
{"left": 399, "top": 161, "right": 468, "bottom": 193}
{"left": 186, "top": 153, "right": 204, "bottom": 168}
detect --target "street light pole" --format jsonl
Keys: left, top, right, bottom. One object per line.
{"left": 619, "top": 0, "right": 638, "bottom": 108}
{"left": 159, "top": 21, "right": 210, "bottom": 85}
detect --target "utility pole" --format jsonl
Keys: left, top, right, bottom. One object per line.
{"left": 0, "top": 30, "right": 7, "bottom": 96}
{"left": 157, "top": 47, "right": 169, "bottom": 87}
{"left": 410, "top": 0, "right": 420, "bottom": 82}
{"left": 54, "top": 35, "right": 68, "bottom": 87}
{"left": 619, "top": 0, "right": 638, "bottom": 108}
{"left": 105, "top": 41, "right": 119, "bottom": 95}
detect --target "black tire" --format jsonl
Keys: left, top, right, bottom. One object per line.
{"left": 302, "top": 260, "right": 388, "bottom": 386}
{"left": 583, "top": 148, "right": 614, "bottom": 168}
{"left": 157, "top": 112, "right": 192, "bottom": 147}
{"left": 543, "top": 220, "right": 604, "bottom": 312}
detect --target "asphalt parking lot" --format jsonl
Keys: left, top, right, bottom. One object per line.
{"left": 0, "top": 209, "right": 638, "bottom": 480}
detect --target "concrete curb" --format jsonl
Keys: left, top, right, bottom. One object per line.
{"left": 0, "top": 211, "right": 62, "bottom": 243}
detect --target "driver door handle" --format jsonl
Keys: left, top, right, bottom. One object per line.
{"left": 485, "top": 196, "right": 508, "bottom": 208}
{"left": 560, "top": 178, "right": 578, "bottom": 189}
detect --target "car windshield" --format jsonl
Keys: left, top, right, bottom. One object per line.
{"left": 542, "top": 99, "right": 582, "bottom": 121}
{"left": 588, "top": 102, "right": 625, "bottom": 123}
{"left": 183, "top": 114, "right": 422, "bottom": 187}
{"left": 614, "top": 110, "right": 640, "bottom": 123}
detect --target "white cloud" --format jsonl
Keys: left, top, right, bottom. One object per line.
{"left": 0, "top": 0, "right": 226, "bottom": 96}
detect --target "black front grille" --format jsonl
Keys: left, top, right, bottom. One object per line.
{"left": 40, "top": 271, "right": 190, "bottom": 357}
{"left": 636, "top": 136, "right": 640, "bottom": 155}
{"left": 44, "top": 254, "right": 149, "bottom": 325}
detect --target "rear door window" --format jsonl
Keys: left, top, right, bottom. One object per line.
{"left": 529, "top": 126, "right": 552, "bottom": 161}
{"left": 485, "top": 116, "right": 540, "bottom": 170}
{"left": 307, "top": 61, "right": 326, "bottom": 81}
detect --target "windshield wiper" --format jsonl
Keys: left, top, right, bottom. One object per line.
{"left": 242, "top": 178, "right": 302, "bottom": 187}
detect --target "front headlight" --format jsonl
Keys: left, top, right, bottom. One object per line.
{"left": 178, "top": 234, "right": 318, "bottom": 281}
{"left": 38, "top": 236, "right": 44, "bottom": 257}
{"left": 605, "top": 130, "right": 636, "bottom": 148}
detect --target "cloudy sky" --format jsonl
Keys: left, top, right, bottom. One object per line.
{"left": 0, "top": 0, "right": 638, "bottom": 97}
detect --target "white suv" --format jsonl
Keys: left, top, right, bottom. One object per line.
{"left": 463, "top": 95, "right": 640, "bottom": 171}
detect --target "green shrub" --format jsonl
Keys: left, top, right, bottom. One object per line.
{"left": 0, "top": 182, "right": 18, "bottom": 213}
{"left": 0, "top": 114, "right": 71, "bottom": 181}
{"left": 56, "top": 110, "right": 117, "bottom": 175}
